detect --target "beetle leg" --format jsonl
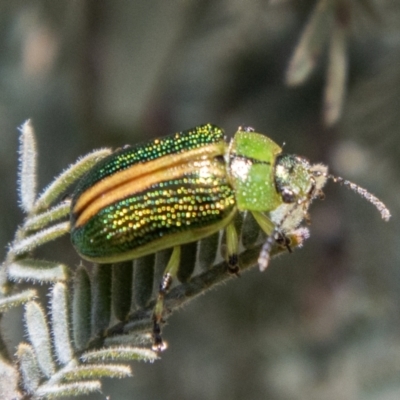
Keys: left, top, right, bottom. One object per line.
{"left": 251, "top": 211, "right": 289, "bottom": 271}
{"left": 258, "top": 227, "right": 280, "bottom": 272}
{"left": 152, "top": 245, "right": 181, "bottom": 351}
{"left": 225, "top": 222, "right": 239, "bottom": 274}
{"left": 250, "top": 211, "right": 275, "bottom": 236}
{"left": 275, "top": 232, "right": 292, "bottom": 253}
{"left": 251, "top": 211, "right": 291, "bottom": 250}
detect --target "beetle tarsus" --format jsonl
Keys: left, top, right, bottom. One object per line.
{"left": 151, "top": 271, "right": 174, "bottom": 351}
{"left": 152, "top": 319, "right": 167, "bottom": 352}
{"left": 276, "top": 233, "right": 292, "bottom": 253}
{"left": 227, "top": 254, "right": 240, "bottom": 275}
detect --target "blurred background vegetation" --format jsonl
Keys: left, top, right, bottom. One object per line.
{"left": 0, "top": 0, "right": 399, "bottom": 399}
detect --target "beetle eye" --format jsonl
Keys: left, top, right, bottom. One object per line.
{"left": 281, "top": 188, "right": 296, "bottom": 203}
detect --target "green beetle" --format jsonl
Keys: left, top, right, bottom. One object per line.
{"left": 70, "top": 123, "right": 390, "bottom": 350}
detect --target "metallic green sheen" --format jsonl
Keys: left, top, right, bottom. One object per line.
{"left": 71, "top": 167, "right": 235, "bottom": 260}
{"left": 70, "top": 124, "right": 234, "bottom": 261}
{"left": 72, "top": 123, "right": 225, "bottom": 202}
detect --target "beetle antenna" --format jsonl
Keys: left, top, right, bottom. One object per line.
{"left": 313, "top": 171, "right": 391, "bottom": 222}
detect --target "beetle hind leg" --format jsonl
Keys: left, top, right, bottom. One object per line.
{"left": 152, "top": 245, "right": 181, "bottom": 351}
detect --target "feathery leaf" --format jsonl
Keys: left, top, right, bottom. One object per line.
{"left": 61, "top": 364, "right": 132, "bottom": 381}
{"left": 51, "top": 283, "right": 73, "bottom": 365}
{"left": 91, "top": 264, "right": 112, "bottom": 336}
{"left": 7, "top": 259, "right": 69, "bottom": 283}
{"left": 0, "top": 354, "right": 21, "bottom": 400}
{"left": 72, "top": 267, "right": 92, "bottom": 351}
{"left": 10, "top": 221, "right": 70, "bottom": 256}
{"left": 286, "top": 0, "right": 335, "bottom": 86}
{"left": 197, "top": 232, "right": 219, "bottom": 270}
{"left": 17, "top": 343, "right": 41, "bottom": 394}
{"left": 25, "top": 301, "right": 55, "bottom": 377}
{"left": 0, "top": 289, "right": 37, "bottom": 312}
{"left": 18, "top": 119, "right": 38, "bottom": 213}
{"left": 23, "top": 201, "right": 71, "bottom": 232}
{"left": 33, "top": 148, "right": 112, "bottom": 213}
{"left": 82, "top": 346, "right": 158, "bottom": 363}
{"left": 324, "top": 18, "right": 348, "bottom": 126}
{"left": 35, "top": 381, "right": 101, "bottom": 399}
{"left": 112, "top": 261, "right": 133, "bottom": 321}
{"left": 133, "top": 255, "right": 155, "bottom": 309}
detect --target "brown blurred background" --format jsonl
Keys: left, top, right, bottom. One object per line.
{"left": 0, "top": 1, "right": 399, "bottom": 399}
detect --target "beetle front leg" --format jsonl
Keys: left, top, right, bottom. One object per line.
{"left": 257, "top": 229, "right": 279, "bottom": 271}
{"left": 275, "top": 232, "right": 292, "bottom": 252}
{"left": 251, "top": 211, "right": 283, "bottom": 271}
{"left": 152, "top": 245, "right": 181, "bottom": 351}
{"left": 225, "top": 222, "right": 239, "bottom": 274}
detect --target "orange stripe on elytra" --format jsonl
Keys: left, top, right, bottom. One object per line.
{"left": 73, "top": 142, "right": 225, "bottom": 216}
{"left": 74, "top": 158, "right": 227, "bottom": 228}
